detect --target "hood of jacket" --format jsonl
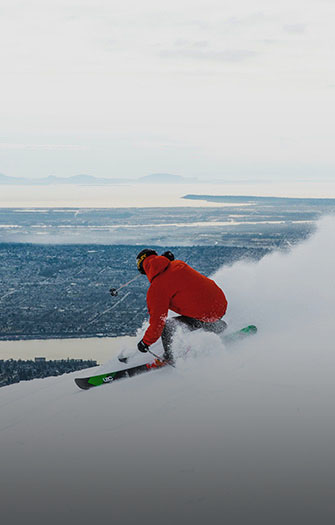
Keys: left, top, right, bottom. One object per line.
{"left": 143, "top": 255, "right": 170, "bottom": 283}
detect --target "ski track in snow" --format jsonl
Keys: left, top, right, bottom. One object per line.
{"left": 1, "top": 216, "right": 335, "bottom": 524}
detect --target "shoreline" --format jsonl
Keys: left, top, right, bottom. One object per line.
{"left": 1, "top": 181, "right": 335, "bottom": 208}
{"left": 0, "top": 334, "right": 135, "bottom": 363}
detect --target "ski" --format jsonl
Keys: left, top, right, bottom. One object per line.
{"left": 222, "top": 324, "right": 257, "bottom": 344}
{"left": 117, "top": 324, "right": 257, "bottom": 364}
{"left": 75, "top": 324, "right": 258, "bottom": 390}
{"left": 74, "top": 359, "right": 167, "bottom": 390}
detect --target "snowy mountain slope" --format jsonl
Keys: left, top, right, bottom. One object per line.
{"left": 1, "top": 216, "right": 335, "bottom": 525}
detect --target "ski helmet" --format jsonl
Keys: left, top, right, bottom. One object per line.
{"left": 136, "top": 249, "right": 158, "bottom": 274}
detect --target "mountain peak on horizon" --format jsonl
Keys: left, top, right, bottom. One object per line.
{"left": 0, "top": 172, "right": 198, "bottom": 185}
{"left": 138, "top": 173, "right": 193, "bottom": 184}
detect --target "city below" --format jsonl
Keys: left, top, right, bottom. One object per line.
{"left": 0, "top": 357, "right": 97, "bottom": 388}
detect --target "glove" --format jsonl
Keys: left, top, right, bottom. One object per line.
{"left": 137, "top": 339, "right": 150, "bottom": 353}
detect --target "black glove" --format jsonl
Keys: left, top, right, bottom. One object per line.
{"left": 137, "top": 339, "right": 150, "bottom": 353}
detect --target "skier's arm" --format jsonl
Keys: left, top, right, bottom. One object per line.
{"left": 142, "top": 284, "right": 170, "bottom": 346}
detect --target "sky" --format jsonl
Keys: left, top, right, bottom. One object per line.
{"left": 0, "top": 0, "right": 334, "bottom": 182}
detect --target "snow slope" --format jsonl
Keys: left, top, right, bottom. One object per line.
{"left": 1, "top": 216, "right": 335, "bottom": 525}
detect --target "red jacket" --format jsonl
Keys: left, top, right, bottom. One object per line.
{"left": 142, "top": 255, "right": 228, "bottom": 346}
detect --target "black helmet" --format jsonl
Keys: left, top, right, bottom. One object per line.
{"left": 136, "top": 249, "right": 158, "bottom": 274}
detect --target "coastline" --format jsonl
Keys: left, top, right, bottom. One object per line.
{"left": 1, "top": 181, "right": 335, "bottom": 208}
{"left": 0, "top": 334, "right": 134, "bottom": 362}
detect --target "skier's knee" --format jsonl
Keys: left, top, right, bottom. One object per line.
{"left": 216, "top": 319, "right": 228, "bottom": 333}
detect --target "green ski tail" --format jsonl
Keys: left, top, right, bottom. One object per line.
{"left": 74, "top": 325, "right": 258, "bottom": 390}
{"left": 222, "top": 324, "right": 257, "bottom": 344}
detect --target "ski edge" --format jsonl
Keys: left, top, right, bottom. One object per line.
{"left": 74, "top": 361, "right": 166, "bottom": 390}
{"left": 75, "top": 325, "right": 258, "bottom": 390}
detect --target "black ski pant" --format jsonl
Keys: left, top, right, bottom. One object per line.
{"left": 161, "top": 315, "right": 227, "bottom": 361}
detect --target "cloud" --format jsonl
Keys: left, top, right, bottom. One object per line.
{"left": 0, "top": 143, "right": 85, "bottom": 151}
{"left": 283, "top": 23, "right": 306, "bottom": 34}
{"left": 225, "top": 11, "right": 268, "bottom": 26}
{"left": 159, "top": 48, "right": 258, "bottom": 62}
{"left": 0, "top": 0, "right": 334, "bottom": 179}
{"left": 174, "top": 39, "right": 209, "bottom": 48}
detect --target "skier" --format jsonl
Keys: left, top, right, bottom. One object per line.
{"left": 136, "top": 249, "right": 228, "bottom": 362}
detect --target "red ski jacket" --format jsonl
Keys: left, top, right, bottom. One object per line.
{"left": 142, "top": 255, "right": 228, "bottom": 346}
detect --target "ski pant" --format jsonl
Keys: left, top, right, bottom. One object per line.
{"left": 161, "top": 315, "right": 227, "bottom": 361}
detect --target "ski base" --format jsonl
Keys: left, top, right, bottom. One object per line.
{"left": 117, "top": 324, "right": 258, "bottom": 364}
{"left": 75, "top": 324, "right": 257, "bottom": 390}
{"left": 74, "top": 359, "right": 167, "bottom": 390}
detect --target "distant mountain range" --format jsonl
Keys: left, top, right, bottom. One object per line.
{"left": 0, "top": 173, "right": 198, "bottom": 185}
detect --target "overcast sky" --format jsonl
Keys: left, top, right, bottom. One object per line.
{"left": 0, "top": 0, "right": 334, "bottom": 181}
